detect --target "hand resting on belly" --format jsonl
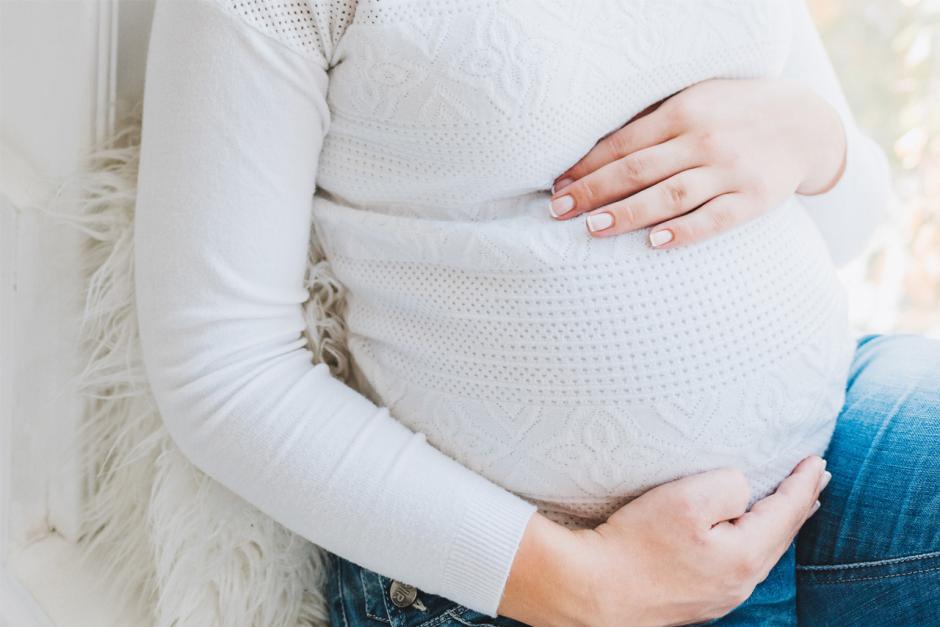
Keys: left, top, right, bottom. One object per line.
{"left": 495, "top": 76, "right": 853, "bottom": 626}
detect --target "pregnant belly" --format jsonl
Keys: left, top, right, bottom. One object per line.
{"left": 312, "top": 194, "right": 856, "bottom": 527}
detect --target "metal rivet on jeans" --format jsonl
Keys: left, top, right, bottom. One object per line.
{"left": 389, "top": 580, "right": 418, "bottom": 608}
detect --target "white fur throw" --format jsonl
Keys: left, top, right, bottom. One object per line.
{"left": 40, "top": 103, "right": 351, "bottom": 627}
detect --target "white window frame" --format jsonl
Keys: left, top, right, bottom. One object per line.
{"left": 0, "top": 1, "right": 132, "bottom": 624}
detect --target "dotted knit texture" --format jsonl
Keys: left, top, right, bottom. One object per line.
{"left": 304, "top": 0, "right": 857, "bottom": 529}
{"left": 316, "top": 196, "right": 856, "bottom": 528}
{"left": 206, "top": 0, "right": 865, "bottom": 529}
{"left": 219, "top": 0, "right": 356, "bottom": 64}
{"left": 135, "top": 0, "right": 888, "bottom": 613}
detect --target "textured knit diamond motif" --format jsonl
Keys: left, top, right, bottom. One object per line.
{"left": 224, "top": 0, "right": 854, "bottom": 528}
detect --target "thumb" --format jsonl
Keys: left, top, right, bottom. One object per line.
{"left": 643, "top": 466, "right": 752, "bottom": 527}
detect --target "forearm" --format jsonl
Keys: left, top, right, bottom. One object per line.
{"left": 135, "top": 0, "right": 537, "bottom": 615}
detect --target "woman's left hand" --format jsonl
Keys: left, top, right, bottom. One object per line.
{"left": 549, "top": 78, "right": 848, "bottom": 248}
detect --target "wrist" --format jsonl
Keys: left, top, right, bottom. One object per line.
{"left": 796, "top": 90, "right": 848, "bottom": 196}
{"left": 497, "top": 513, "right": 599, "bottom": 626}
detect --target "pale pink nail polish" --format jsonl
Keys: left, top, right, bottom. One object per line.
{"left": 586, "top": 212, "right": 614, "bottom": 232}
{"left": 650, "top": 229, "right": 674, "bottom": 247}
{"left": 550, "top": 195, "right": 575, "bottom": 218}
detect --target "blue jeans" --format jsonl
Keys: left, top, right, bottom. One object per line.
{"left": 325, "top": 334, "right": 940, "bottom": 626}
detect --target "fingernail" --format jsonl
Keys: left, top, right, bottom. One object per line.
{"left": 818, "top": 471, "right": 832, "bottom": 492}
{"left": 650, "top": 229, "right": 674, "bottom": 247}
{"left": 553, "top": 177, "right": 575, "bottom": 194}
{"left": 550, "top": 195, "right": 575, "bottom": 218}
{"left": 810, "top": 500, "right": 821, "bottom": 516}
{"left": 586, "top": 212, "right": 614, "bottom": 232}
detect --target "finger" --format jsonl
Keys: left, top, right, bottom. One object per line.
{"left": 731, "top": 456, "right": 827, "bottom": 556}
{"left": 645, "top": 466, "right": 752, "bottom": 528}
{"left": 550, "top": 136, "right": 702, "bottom": 220}
{"left": 553, "top": 104, "right": 678, "bottom": 191}
{"left": 646, "top": 192, "right": 760, "bottom": 249}
{"left": 584, "top": 167, "right": 729, "bottom": 237}
{"left": 805, "top": 468, "right": 832, "bottom": 520}
{"left": 630, "top": 99, "right": 665, "bottom": 124}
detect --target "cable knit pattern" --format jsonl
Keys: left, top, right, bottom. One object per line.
{"left": 310, "top": 0, "right": 864, "bottom": 526}
{"left": 134, "top": 0, "right": 890, "bottom": 617}
{"left": 316, "top": 196, "right": 857, "bottom": 526}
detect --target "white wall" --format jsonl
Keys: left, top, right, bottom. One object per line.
{"left": 0, "top": 1, "right": 154, "bottom": 625}
{"left": 1, "top": 0, "right": 110, "bottom": 549}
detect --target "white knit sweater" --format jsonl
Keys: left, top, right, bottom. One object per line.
{"left": 134, "top": 0, "right": 890, "bottom": 617}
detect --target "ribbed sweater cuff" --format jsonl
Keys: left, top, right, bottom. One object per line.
{"left": 440, "top": 484, "right": 538, "bottom": 618}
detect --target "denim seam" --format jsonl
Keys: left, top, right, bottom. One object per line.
{"left": 413, "top": 607, "right": 474, "bottom": 627}
{"left": 447, "top": 609, "right": 502, "bottom": 627}
{"left": 796, "top": 550, "right": 940, "bottom": 571}
{"left": 419, "top": 610, "right": 452, "bottom": 627}
{"left": 380, "top": 577, "right": 398, "bottom": 624}
{"left": 359, "top": 569, "right": 392, "bottom": 624}
{"left": 335, "top": 554, "right": 351, "bottom": 627}
{"left": 799, "top": 565, "right": 940, "bottom": 585}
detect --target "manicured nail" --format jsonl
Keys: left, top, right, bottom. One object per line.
{"left": 649, "top": 229, "right": 674, "bottom": 247}
{"left": 810, "top": 500, "right": 821, "bottom": 516}
{"left": 586, "top": 212, "right": 614, "bottom": 232}
{"left": 818, "top": 471, "right": 832, "bottom": 492}
{"left": 553, "top": 177, "right": 574, "bottom": 194}
{"left": 550, "top": 195, "right": 575, "bottom": 218}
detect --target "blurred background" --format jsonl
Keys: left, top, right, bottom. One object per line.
{"left": 811, "top": 0, "right": 940, "bottom": 337}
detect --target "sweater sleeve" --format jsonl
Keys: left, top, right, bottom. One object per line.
{"left": 133, "top": 0, "right": 537, "bottom": 617}
{"left": 782, "top": 0, "right": 892, "bottom": 266}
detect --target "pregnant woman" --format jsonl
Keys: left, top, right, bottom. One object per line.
{"left": 134, "top": 1, "right": 940, "bottom": 625}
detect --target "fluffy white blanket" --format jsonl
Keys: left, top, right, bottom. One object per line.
{"left": 41, "top": 104, "right": 351, "bottom": 627}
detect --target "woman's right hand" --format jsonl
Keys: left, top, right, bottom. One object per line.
{"left": 498, "top": 456, "right": 830, "bottom": 627}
